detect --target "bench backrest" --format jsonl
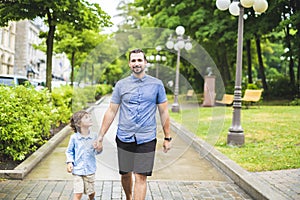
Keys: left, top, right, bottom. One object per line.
{"left": 242, "top": 89, "right": 263, "bottom": 102}
{"left": 187, "top": 90, "right": 194, "bottom": 97}
{"left": 222, "top": 94, "right": 234, "bottom": 104}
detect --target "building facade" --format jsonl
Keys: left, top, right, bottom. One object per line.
{"left": 1, "top": 18, "right": 71, "bottom": 83}
{"left": 14, "top": 19, "right": 46, "bottom": 79}
{"left": 0, "top": 21, "right": 16, "bottom": 75}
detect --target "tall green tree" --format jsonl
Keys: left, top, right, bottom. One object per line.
{"left": 0, "top": 0, "right": 111, "bottom": 91}
{"left": 135, "top": 0, "right": 299, "bottom": 97}
{"left": 55, "top": 24, "right": 109, "bottom": 86}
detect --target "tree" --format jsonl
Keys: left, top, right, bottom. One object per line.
{"left": 134, "top": 0, "right": 299, "bottom": 98}
{"left": 0, "top": 0, "right": 111, "bottom": 91}
{"left": 55, "top": 23, "right": 109, "bottom": 86}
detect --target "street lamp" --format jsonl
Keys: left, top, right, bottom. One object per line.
{"left": 166, "top": 26, "right": 193, "bottom": 113}
{"left": 147, "top": 46, "right": 167, "bottom": 78}
{"left": 216, "top": 0, "right": 268, "bottom": 146}
{"left": 154, "top": 46, "right": 167, "bottom": 78}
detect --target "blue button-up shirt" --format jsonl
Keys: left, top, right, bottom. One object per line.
{"left": 65, "top": 132, "right": 101, "bottom": 176}
{"left": 111, "top": 74, "right": 167, "bottom": 144}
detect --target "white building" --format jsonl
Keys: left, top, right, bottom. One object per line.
{"left": 0, "top": 21, "right": 16, "bottom": 75}
{"left": 14, "top": 19, "right": 46, "bottom": 79}
{"left": 1, "top": 18, "right": 71, "bottom": 82}
{"left": 52, "top": 52, "right": 71, "bottom": 82}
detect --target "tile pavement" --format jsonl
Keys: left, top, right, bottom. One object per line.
{"left": 0, "top": 180, "right": 253, "bottom": 200}
{"left": 254, "top": 168, "right": 300, "bottom": 200}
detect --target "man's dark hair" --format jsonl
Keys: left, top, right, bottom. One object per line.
{"left": 129, "top": 48, "right": 147, "bottom": 62}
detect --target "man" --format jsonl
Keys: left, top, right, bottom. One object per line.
{"left": 97, "top": 48, "right": 171, "bottom": 200}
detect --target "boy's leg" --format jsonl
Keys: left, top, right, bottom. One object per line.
{"left": 88, "top": 192, "right": 95, "bottom": 200}
{"left": 73, "top": 175, "right": 84, "bottom": 200}
{"left": 73, "top": 193, "right": 83, "bottom": 200}
{"left": 83, "top": 174, "right": 96, "bottom": 199}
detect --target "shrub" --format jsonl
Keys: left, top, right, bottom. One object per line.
{"left": 268, "top": 76, "right": 296, "bottom": 99}
{"left": 78, "top": 86, "right": 97, "bottom": 103}
{"left": 94, "top": 84, "right": 113, "bottom": 100}
{"left": 0, "top": 86, "right": 55, "bottom": 161}
{"left": 0, "top": 83, "right": 111, "bottom": 162}
{"left": 51, "top": 85, "right": 73, "bottom": 125}
{"left": 290, "top": 98, "right": 300, "bottom": 106}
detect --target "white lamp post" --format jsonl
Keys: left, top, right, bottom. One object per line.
{"left": 166, "top": 26, "right": 193, "bottom": 112}
{"left": 147, "top": 46, "right": 167, "bottom": 78}
{"left": 155, "top": 46, "right": 161, "bottom": 78}
{"left": 216, "top": 0, "right": 268, "bottom": 146}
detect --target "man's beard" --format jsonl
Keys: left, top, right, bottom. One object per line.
{"left": 132, "top": 65, "right": 144, "bottom": 75}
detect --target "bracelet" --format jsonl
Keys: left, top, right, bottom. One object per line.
{"left": 164, "top": 137, "right": 172, "bottom": 141}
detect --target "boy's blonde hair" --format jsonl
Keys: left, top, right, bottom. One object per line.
{"left": 70, "top": 110, "right": 89, "bottom": 133}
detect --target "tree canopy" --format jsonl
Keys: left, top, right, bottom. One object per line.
{"left": 0, "top": 0, "right": 111, "bottom": 90}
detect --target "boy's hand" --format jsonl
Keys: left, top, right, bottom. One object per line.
{"left": 67, "top": 162, "right": 73, "bottom": 173}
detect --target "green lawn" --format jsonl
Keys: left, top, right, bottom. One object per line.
{"left": 169, "top": 103, "right": 300, "bottom": 172}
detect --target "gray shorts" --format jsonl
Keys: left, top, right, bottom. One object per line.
{"left": 116, "top": 136, "right": 157, "bottom": 176}
{"left": 73, "top": 174, "right": 95, "bottom": 195}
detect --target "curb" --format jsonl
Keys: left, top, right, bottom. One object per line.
{"left": 171, "top": 119, "right": 290, "bottom": 200}
{"left": 0, "top": 125, "right": 72, "bottom": 179}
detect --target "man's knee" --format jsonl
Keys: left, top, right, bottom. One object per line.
{"left": 121, "top": 172, "right": 132, "bottom": 180}
{"left": 134, "top": 173, "right": 147, "bottom": 183}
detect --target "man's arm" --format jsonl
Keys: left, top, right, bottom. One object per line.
{"left": 97, "top": 102, "right": 120, "bottom": 142}
{"left": 158, "top": 101, "right": 171, "bottom": 153}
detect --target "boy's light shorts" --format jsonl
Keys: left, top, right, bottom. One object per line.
{"left": 73, "top": 174, "right": 95, "bottom": 195}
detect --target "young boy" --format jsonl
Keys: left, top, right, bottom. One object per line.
{"left": 66, "top": 110, "right": 103, "bottom": 200}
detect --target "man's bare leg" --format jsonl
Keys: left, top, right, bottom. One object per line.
{"left": 134, "top": 173, "right": 147, "bottom": 200}
{"left": 121, "top": 172, "right": 133, "bottom": 200}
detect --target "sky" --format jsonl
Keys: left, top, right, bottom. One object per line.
{"left": 92, "top": 0, "right": 123, "bottom": 32}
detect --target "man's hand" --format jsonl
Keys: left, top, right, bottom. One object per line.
{"left": 163, "top": 140, "right": 171, "bottom": 153}
{"left": 67, "top": 162, "right": 73, "bottom": 173}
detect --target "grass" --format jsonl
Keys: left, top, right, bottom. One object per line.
{"left": 168, "top": 97, "right": 300, "bottom": 172}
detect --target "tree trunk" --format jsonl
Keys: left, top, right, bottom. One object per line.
{"left": 246, "top": 39, "right": 253, "bottom": 84}
{"left": 216, "top": 45, "right": 231, "bottom": 86}
{"left": 255, "top": 34, "right": 268, "bottom": 93}
{"left": 292, "top": 0, "right": 300, "bottom": 96}
{"left": 285, "top": 24, "right": 296, "bottom": 86}
{"left": 92, "top": 64, "right": 94, "bottom": 85}
{"left": 70, "top": 51, "right": 75, "bottom": 87}
{"left": 46, "top": 11, "right": 56, "bottom": 92}
{"left": 298, "top": 57, "right": 300, "bottom": 96}
{"left": 297, "top": 14, "right": 300, "bottom": 98}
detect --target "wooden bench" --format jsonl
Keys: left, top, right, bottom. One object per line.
{"left": 186, "top": 90, "right": 194, "bottom": 100}
{"left": 242, "top": 89, "right": 263, "bottom": 108}
{"left": 216, "top": 94, "right": 234, "bottom": 105}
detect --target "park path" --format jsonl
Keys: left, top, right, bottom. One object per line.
{"left": 1, "top": 96, "right": 299, "bottom": 199}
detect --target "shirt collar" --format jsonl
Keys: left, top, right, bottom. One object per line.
{"left": 75, "top": 132, "right": 92, "bottom": 140}
{"left": 131, "top": 74, "right": 147, "bottom": 82}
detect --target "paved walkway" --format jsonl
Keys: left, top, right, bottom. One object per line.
{"left": 0, "top": 180, "right": 253, "bottom": 200}
{"left": 254, "top": 169, "right": 300, "bottom": 200}
{"left": 0, "top": 97, "right": 299, "bottom": 199}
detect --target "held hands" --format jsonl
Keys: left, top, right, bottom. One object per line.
{"left": 94, "top": 140, "right": 103, "bottom": 152}
{"left": 94, "top": 135, "right": 103, "bottom": 152}
{"left": 67, "top": 162, "right": 73, "bottom": 173}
